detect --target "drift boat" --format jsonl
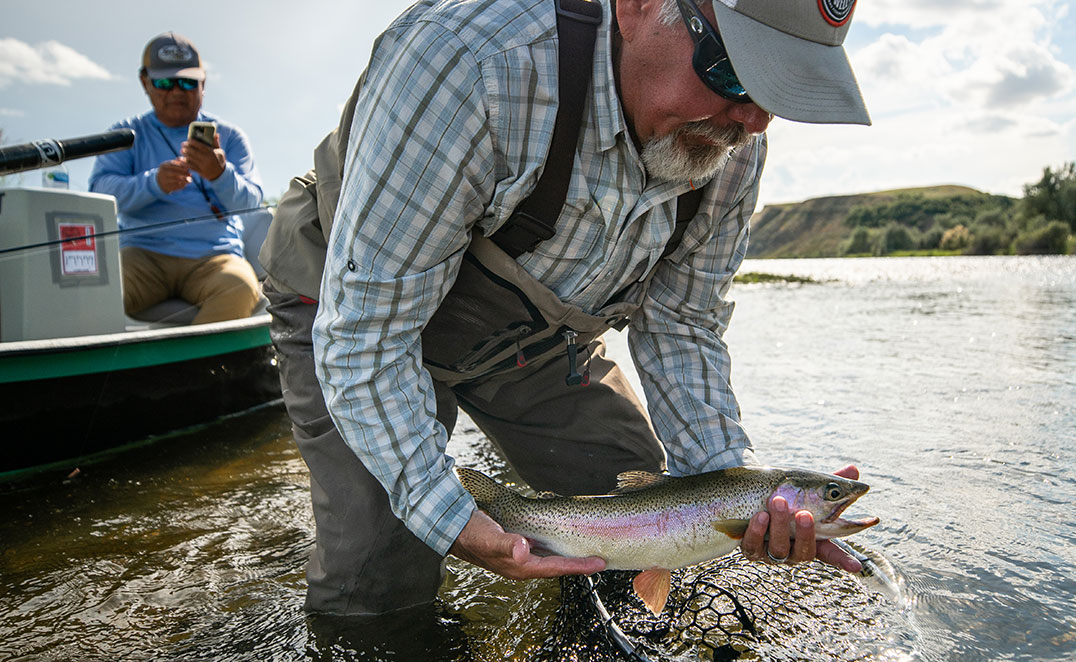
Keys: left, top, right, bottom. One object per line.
{"left": 0, "top": 131, "right": 281, "bottom": 475}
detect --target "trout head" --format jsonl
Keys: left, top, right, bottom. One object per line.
{"left": 771, "top": 470, "right": 880, "bottom": 539}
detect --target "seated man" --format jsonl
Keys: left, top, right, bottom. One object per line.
{"left": 90, "top": 32, "right": 264, "bottom": 324}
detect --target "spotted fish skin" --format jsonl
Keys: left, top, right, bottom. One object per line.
{"left": 456, "top": 465, "right": 878, "bottom": 572}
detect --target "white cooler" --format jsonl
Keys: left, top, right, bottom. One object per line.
{"left": 0, "top": 187, "right": 125, "bottom": 341}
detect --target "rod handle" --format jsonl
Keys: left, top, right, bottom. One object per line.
{"left": 0, "top": 129, "right": 136, "bottom": 176}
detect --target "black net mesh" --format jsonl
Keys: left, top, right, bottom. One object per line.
{"left": 534, "top": 550, "right": 890, "bottom": 662}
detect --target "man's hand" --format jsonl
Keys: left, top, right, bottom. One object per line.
{"left": 156, "top": 158, "right": 192, "bottom": 194}
{"left": 449, "top": 509, "right": 605, "bottom": 580}
{"left": 181, "top": 133, "right": 226, "bottom": 181}
{"left": 740, "top": 464, "right": 864, "bottom": 573}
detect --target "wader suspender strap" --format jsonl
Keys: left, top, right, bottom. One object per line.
{"left": 492, "top": 0, "right": 602, "bottom": 258}
{"left": 664, "top": 185, "right": 704, "bottom": 258}
{"left": 491, "top": 0, "right": 704, "bottom": 260}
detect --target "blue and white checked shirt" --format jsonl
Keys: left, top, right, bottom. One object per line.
{"left": 314, "top": 0, "right": 766, "bottom": 555}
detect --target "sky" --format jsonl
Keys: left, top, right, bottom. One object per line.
{"left": 2, "top": 0, "right": 1074, "bottom": 210}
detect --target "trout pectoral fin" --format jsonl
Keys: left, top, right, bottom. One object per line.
{"left": 633, "top": 568, "right": 672, "bottom": 615}
{"left": 526, "top": 537, "right": 555, "bottom": 557}
{"left": 712, "top": 519, "right": 750, "bottom": 539}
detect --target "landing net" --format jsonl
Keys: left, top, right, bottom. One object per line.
{"left": 535, "top": 548, "right": 894, "bottom": 662}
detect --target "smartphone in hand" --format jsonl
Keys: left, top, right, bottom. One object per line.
{"left": 187, "top": 121, "right": 217, "bottom": 147}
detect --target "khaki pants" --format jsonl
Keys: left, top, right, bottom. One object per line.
{"left": 120, "top": 246, "right": 260, "bottom": 324}
{"left": 265, "top": 268, "right": 664, "bottom": 616}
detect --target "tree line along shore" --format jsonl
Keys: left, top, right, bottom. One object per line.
{"left": 748, "top": 163, "right": 1076, "bottom": 259}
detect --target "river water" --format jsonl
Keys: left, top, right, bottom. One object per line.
{"left": 1, "top": 255, "right": 1074, "bottom": 661}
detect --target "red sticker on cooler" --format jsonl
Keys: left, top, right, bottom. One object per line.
{"left": 58, "top": 223, "right": 98, "bottom": 275}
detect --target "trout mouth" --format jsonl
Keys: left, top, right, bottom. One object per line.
{"left": 822, "top": 497, "right": 879, "bottom": 530}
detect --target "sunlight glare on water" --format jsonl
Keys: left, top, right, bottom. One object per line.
{"left": 724, "top": 255, "right": 1076, "bottom": 662}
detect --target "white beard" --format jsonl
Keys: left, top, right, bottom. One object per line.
{"left": 641, "top": 122, "right": 751, "bottom": 183}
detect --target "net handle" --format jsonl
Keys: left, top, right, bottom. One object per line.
{"left": 583, "top": 575, "right": 655, "bottom": 662}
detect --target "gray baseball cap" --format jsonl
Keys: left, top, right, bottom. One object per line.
{"left": 711, "top": 0, "right": 870, "bottom": 125}
{"left": 141, "top": 32, "right": 205, "bottom": 81}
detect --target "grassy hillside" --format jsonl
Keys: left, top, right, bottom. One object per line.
{"left": 748, "top": 185, "right": 986, "bottom": 258}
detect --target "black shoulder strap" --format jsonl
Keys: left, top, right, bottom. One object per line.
{"left": 661, "top": 185, "right": 704, "bottom": 260}
{"left": 492, "top": 0, "right": 704, "bottom": 259}
{"left": 492, "top": 0, "right": 602, "bottom": 258}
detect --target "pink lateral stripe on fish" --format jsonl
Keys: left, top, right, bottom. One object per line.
{"left": 456, "top": 465, "right": 879, "bottom": 615}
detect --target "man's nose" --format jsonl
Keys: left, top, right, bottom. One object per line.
{"left": 727, "top": 102, "right": 773, "bottom": 135}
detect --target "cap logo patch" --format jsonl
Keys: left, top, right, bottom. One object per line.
{"left": 157, "top": 44, "right": 193, "bottom": 64}
{"left": 818, "top": 0, "right": 856, "bottom": 26}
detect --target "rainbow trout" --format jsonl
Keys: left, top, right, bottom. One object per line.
{"left": 456, "top": 466, "right": 879, "bottom": 614}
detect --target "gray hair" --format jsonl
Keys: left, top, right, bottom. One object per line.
{"left": 657, "top": 0, "right": 680, "bottom": 26}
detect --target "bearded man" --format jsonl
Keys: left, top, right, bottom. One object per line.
{"left": 260, "top": 0, "right": 871, "bottom": 616}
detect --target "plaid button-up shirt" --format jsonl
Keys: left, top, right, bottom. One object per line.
{"left": 314, "top": 0, "right": 765, "bottom": 555}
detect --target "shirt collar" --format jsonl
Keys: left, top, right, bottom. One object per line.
{"left": 591, "top": 0, "right": 627, "bottom": 153}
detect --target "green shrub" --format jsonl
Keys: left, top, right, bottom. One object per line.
{"left": 840, "top": 227, "right": 874, "bottom": 255}
{"left": 965, "top": 227, "right": 1009, "bottom": 255}
{"left": 973, "top": 208, "right": 1008, "bottom": 228}
{"left": 874, "top": 224, "right": 916, "bottom": 255}
{"left": 1013, "top": 221, "right": 1071, "bottom": 255}
{"left": 1021, "top": 162, "right": 1076, "bottom": 233}
{"left": 920, "top": 227, "right": 944, "bottom": 250}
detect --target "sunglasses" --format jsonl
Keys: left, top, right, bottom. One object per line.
{"left": 151, "top": 77, "right": 200, "bottom": 91}
{"left": 675, "top": 0, "right": 752, "bottom": 103}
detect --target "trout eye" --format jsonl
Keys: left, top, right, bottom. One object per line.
{"left": 824, "top": 482, "right": 844, "bottom": 500}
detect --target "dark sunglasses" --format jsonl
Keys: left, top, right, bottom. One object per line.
{"left": 675, "top": 0, "right": 752, "bottom": 103}
{"left": 151, "top": 77, "right": 200, "bottom": 91}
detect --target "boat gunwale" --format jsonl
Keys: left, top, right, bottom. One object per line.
{"left": 0, "top": 313, "right": 274, "bottom": 383}
{"left": 0, "top": 313, "right": 271, "bottom": 356}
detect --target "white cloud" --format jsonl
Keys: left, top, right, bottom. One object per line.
{"left": 856, "top": 0, "right": 1051, "bottom": 31}
{"left": 857, "top": 0, "right": 1073, "bottom": 108}
{"left": 0, "top": 38, "right": 115, "bottom": 89}
{"left": 755, "top": 0, "right": 1075, "bottom": 206}
{"left": 759, "top": 100, "right": 1070, "bottom": 207}
{"left": 952, "top": 42, "right": 1074, "bottom": 108}
{"left": 854, "top": 33, "right": 953, "bottom": 116}
{"left": 852, "top": 2, "right": 1074, "bottom": 112}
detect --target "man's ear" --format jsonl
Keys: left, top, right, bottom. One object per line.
{"left": 615, "top": 0, "right": 648, "bottom": 42}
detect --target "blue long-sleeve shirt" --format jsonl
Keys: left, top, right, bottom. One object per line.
{"left": 89, "top": 110, "right": 263, "bottom": 259}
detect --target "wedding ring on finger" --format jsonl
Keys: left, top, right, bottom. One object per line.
{"left": 767, "top": 548, "right": 790, "bottom": 563}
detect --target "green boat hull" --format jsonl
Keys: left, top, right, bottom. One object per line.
{"left": 0, "top": 316, "right": 281, "bottom": 474}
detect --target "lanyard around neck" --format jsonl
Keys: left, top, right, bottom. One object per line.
{"left": 153, "top": 122, "right": 227, "bottom": 220}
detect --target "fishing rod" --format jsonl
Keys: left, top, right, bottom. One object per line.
{"left": 0, "top": 129, "right": 135, "bottom": 176}
{"left": 0, "top": 205, "right": 272, "bottom": 258}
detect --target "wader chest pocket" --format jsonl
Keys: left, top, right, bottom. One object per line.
{"left": 422, "top": 251, "right": 549, "bottom": 374}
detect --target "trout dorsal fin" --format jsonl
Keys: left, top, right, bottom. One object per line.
{"left": 613, "top": 470, "right": 672, "bottom": 493}
{"left": 456, "top": 466, "right": 515, "bottom": 506}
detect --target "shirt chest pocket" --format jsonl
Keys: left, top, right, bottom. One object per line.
{"left": 528, "top": 193, "right": 607, "bottom": 263}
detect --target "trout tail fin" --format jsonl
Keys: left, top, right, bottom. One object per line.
{"left": 455, "top": 466, "right": 509, "bottom": 507}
